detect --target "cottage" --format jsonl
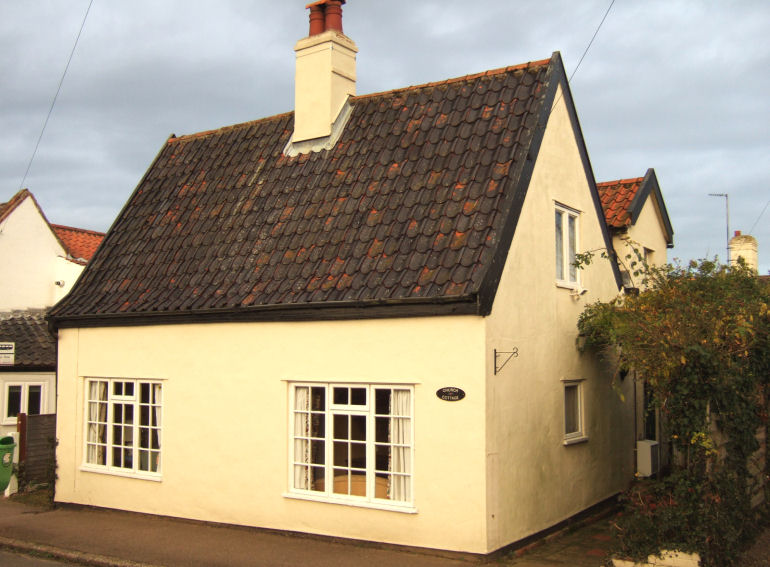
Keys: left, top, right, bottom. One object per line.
{"left": 597, "top": 171, "right": 674, "bottom": 477}
{"left": 597, "top": 169, "right": 674, "bottom": 286}
{"left": 0, "top": 189, "right": 103, "bottom": 438}
{"left": 49, "top": 1, "right": 665, "bottom": 554}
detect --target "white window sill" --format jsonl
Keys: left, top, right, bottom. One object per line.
{"left": 555, "top": 281, "right": 581, "bottom": 291}
{"left": 79, "top": 465, "right": 162, "bottom": 482}
{"left": 563, "top": 435, "right": 589, "bottom": 446}
{"left": 283, "top": 491, "right": 417, "bottom": 514}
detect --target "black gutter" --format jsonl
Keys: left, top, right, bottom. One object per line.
{"left": 49, "top": 293, "right": 482, "bottom": 330}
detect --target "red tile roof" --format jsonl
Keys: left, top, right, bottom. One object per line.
{"left": 51, "top": 52, "right": 612, "bottom": 325}
{"left": 51, "top": 225, "right": 105, "bottom": 263}
{"left": 2, "top": 189, "right": 106, "bottom": 264}
{"left": 596, "top": 177, "right": 643, "bottom": 228}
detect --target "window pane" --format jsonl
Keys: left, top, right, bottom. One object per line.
{"left": 350, "top": 442, "right": 366, "bottom": 469}
{"left": 375, "top": 444, "right": 391, "bottom": 472}
{"left": 555, "top": 210, "right": 564, "bottom": 280}
{"left": 310, "top": 387, "right": 325, "bottom": 411}
{"left": 310, "top": 466, "right": 324, "bottom": 491}
{"left": 350, "top": 388, "right": 366, "bottom": 406}
{"left": 375, "top": 416, "right": 389, "bottom": 443}
{"left": 311, "top": 440, "right": 325, "bottom": 465}
{"left": 333, "top": 441, "right": 348, "bottom": 467}
{"left": 333, "top": 414, "right": 348, "bottom": 440}
{"left": 350, "top": 415, "right": 366, "bottom": 441}
{"left": 375, "top": 389, "right": 390, "bottom": 415}
{"left": 27, "top": 386, "right": 42, "bottom": 415}
{"left": 333, "top": 469, "right": 349, "bottom": 494}
{"left": 139, "top": 450, "right": 149, "bottom": 471}
{"left": 565, "top": 384, "right": 580, "bottom": 435}
{"left": 310, "top": 413, "right": 325, "bottom": 438}
{"left": 568, "top": 214, "right": 577, "bottom": 282}
{"left": 6, "top": 386, "right": 21, "bottom": 418}
{"left": 333, "top": 387, "right": 348, "bottom": 405}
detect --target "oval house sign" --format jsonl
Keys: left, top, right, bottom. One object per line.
{"left": 436, "top": 387, "right": 466, "bottom": 402}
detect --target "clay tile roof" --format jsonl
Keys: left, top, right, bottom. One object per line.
{"left": 0, "top": 310, "right": 56, "bottom": 370}
{"left": 51, "top": 54, "right": 568, "bottom": 325}
{"left": 51, "top": 225, "right": 105, "bottom": 263}
{"left": 597, "top": 169, "right": 674, "bottom": 247}
{"left": 596, "top": 177, "right": 643, "bottom": 228}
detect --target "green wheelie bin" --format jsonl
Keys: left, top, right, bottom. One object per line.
{"left": 0, "top": 436, "right": 16, "bottom": 492}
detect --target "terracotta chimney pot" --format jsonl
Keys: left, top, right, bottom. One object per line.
{"left": 324, "top": 0, "right": 344, "bottom": 33}
{"left": 308, "top": 4, "right": 325, "bottom": 36}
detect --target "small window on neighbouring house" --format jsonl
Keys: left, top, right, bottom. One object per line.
{"left": 563, "top": 381, "right": 586, "bottom": 444}
{"left": 4, "top": 383, "right": 46, "bottom": 423}
{"left": 555, "top": 204, "right": 580, "bottom": 286}
{"left": 6, "top": 386, "right": 21, "bottom": 418}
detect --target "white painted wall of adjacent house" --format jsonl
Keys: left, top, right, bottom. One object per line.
{"left": 0, "top": 196, "right": 83, "bottom": 310}
{"left": 613, "top": 192, "right": 670, "bottom": 284}
{"left": 0, "top": 371, "right": 56, "bottom": 437}
{"left": 483, "top": 85, "right": 635, "bottom": 551}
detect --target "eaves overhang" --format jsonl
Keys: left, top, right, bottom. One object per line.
{"left": 49, "top": 293, "right": 482, "bottom": 330}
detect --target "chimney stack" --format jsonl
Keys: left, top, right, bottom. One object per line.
{"left": 293, "top": 0, "right": 357, "bottom": 143}
{"left": 729, "top": 230, "right": 758, "bottom": 272}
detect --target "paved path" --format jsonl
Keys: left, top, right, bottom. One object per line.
{"left": 0, "top": 496, "right": 768, "bottom": 567}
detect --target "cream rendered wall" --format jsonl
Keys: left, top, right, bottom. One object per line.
{"left": 483, "top": 85, "right": 635, "bottom": 552}
{"left": 0, "top": 371, "right": 56, "bottom": 436}
{"left": 614, "top": 194, "right": 670, "bottom": 284}
{"left": 53, "top": 256, "right": 87, "bottom": 305}
{"left": 0, "top": 197, "right": 76, "bottom": 310}
{"left": 56, "top": 315, "right": 492, "bottom": 552}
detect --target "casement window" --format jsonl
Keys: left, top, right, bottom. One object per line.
{"left": 563, "top": 380, "right": 587, "bottom": 444}
{"left": 289, "top": 383, "right": 413, "bottom": 510}
{"left": 3, "top": 383, "right": 45, "bottom": 424}
{"left": 555, "top": 204, "right": 580, "bottom": 286}
{"left": 84, "top": 379, "right": 162, "bottom": 478}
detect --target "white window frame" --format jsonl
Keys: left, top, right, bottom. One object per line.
{"left": 555, "top": 203, "right": 580, "bottom": 288}
{"left": 81, "top": 378, "right": 163, "bottom": 481}
{"left": 287, "top": 382, "right": 415, "bottom": 513}
{"left": 3, "top": 382, "right": 46, "bottom": 425}
{"left": 562, "top": 379, "right": 587, "bottom": 445}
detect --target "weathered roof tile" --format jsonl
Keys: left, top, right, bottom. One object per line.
{"left": 51, "top": 56, "right": 559, "bottom": 323}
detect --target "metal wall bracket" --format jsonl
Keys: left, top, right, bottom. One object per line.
{"left": 494, "top": 347, "right": 519, "bottom": 375}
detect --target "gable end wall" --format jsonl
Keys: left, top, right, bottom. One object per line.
{"left": 483, "top": 84, "right": 634, "bottom": 551}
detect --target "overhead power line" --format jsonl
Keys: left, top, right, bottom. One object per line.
{"left": 748, "top": 198, "right": 770, "bottom": 235}
{"left": 569, "top": 0, "right": 616, "bottom": 82}
{"left": 549, "top": 0, "right": 616, "bottom": 114}
{"left": 19, "top": 0, "right": 95, "bottom": 191}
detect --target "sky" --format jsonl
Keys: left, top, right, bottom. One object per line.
{"left": 2, "top": 1, "right": 769, "bottom": 273}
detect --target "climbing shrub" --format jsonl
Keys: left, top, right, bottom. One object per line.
{"left": 578, "top": 259, "right": 770, "bottom": 566}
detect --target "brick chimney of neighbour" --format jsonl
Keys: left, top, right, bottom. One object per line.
{"left": 729, "top": 230, "right": 758, "bottom": 272}
{"left": 294, "top": 0, "right": 357, "bottom": 143}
